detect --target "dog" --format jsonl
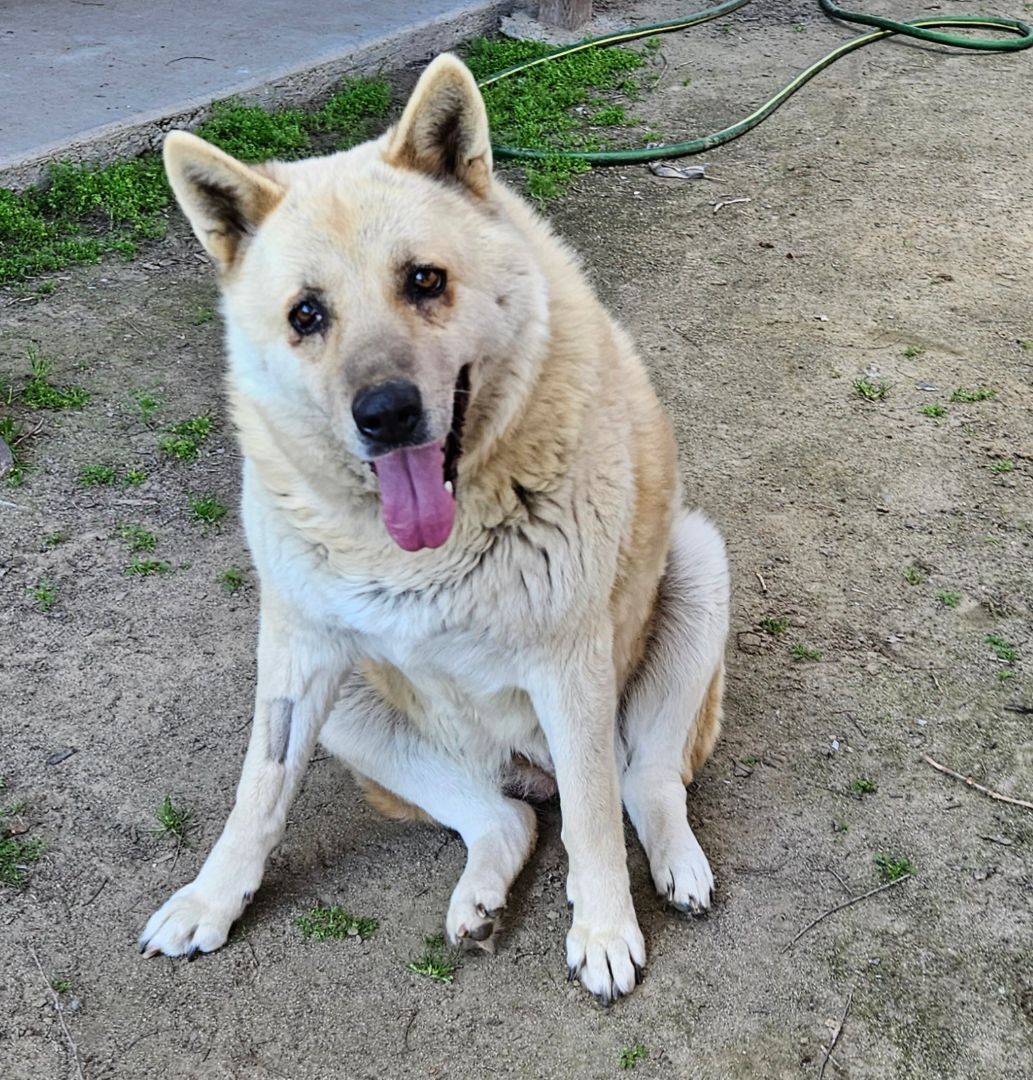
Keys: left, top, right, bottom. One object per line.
{"left": 139, "top": 53, "right": 730, "bottom": 1003}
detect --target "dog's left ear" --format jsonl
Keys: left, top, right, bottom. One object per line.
{"left": 385, "top": 54, "right": 492, "bottom": 198}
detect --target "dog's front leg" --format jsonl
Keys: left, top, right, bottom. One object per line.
{"left": 140, "top": 598, "right": 350, "bottom": 958}
{"left": 529, "top": 632, "right": 644, "bottom": 1003}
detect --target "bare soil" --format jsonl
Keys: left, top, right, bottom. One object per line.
{"left": 2, "top": 2, "right": 1031, "bottom": 1077}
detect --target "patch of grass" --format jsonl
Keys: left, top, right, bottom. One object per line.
{"left": 220, "top": 566, "right": 245, "bottom": 594}
{"left": 29, "top": 578, "right": 57, "bottom": 611}
{"left": 590, "top": 105, "right": 629, "bottom": 125}
{"left": 159, "top": 414, "right": 211, "bottom": 461}
{"left": 310, "top": 76, "right": 393, "bottom": 150}
{"left": 902, "top": 565, "right": 926, "bottom": 586}
{"left": 0, "top": 835, "right": 44, "bottom": 888}
{"left": 1, "top": 415, "right": 29, "bottom": 486}
{"left": 1019, "top": 338, "right": 1032, "bottom": 351}
{"left": 118, "top": 523, "right": 157, "bottom": 552}
{"left": 997, "top": 669, "right": 1013, "bottom": 682}
{"left": 123, "top": 467, "right": 147, "bottom": 486}
{"left": 22, "top": 348, "right": 89, "bottom": 410}
{"left": 463, "top": 36, "right": 645, "bottom": 199}
{"left": 902, "top": 345, "right": 925, "bottom": 359}
{"left": 407, "top": 933, "right": 460, "bottom": 983}
{"left": 950, "top": 387, "right": 995, "bottom": 403}
{"left": 986, "top": 634, "right": 1018, "bottom": 664}
{"left": 619, "top": 1044, "right": 649, "bottom": 1070}
{"left": 79, "top": 463, "right": 117, "bottom": 487}
{"left": 45, "top": 530, "right": 69, "bottom": 547}
{"left": 191, "top": 306, "right": 214, "bottom": 326}
{"left": 294, "top": 905, "right": 378, "bottom": 941}
{"left": 759, "top": 616, "right": 788, "bottom": 637}
{"left": 853, "top": 378, "right": 889, "bottom": 401}
{"left": 125, "top": 558, "right": 172, "bottom": 577}
{"left": 790, "top": 642, "right": 821, "bottom": 662}
{"left": 154, "top": 796, "right": 190, "bottom": 841}
{"left": 190, "top": 494, "right": 227, "bottom": 526}
{"left": 990, "top": 458, "right": 1014, "bottom": 474}
{"left": 850, "top": 777, "right": 877, "bottom": 795}
{"left": 50, "top": 977, "right": 72, "bottom": 994}
{"left": 133, "top": 390, "right": 161, "bottom": 424}
{"left": 918, "top": 403, "right": 946, "bottom": 418}
{"left": 936, "top": 591, "right": 960, "bottom": 608}
{"left": 874, "top": 854, "right": 913, "bottom": 882}
{"left": 197, "top": 99, "right": 311, "bottom": 162}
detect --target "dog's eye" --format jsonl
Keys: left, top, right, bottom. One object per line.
{"left": 406, "top": 266, "right": 447, "bottom": 300}
{"left": 288, "top": 298, "right": 326, "bottom": 336}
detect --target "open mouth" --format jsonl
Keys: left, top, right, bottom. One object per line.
{"left": 370, "top": 365, "right": 470, "bottom": 552}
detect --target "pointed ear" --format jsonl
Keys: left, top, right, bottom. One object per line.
{"left": 385, "top": 54, "right": 492, "bottom": 197}
{"left": 163, "top": 131, "right": 284, "bottom": 271}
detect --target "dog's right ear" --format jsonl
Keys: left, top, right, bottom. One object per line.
{"left": 163, "top": 131, "right": 284, "bottom": 272}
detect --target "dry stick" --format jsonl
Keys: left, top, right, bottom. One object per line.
{"left": 28, "top": 944, "right": 86, "bottom": 1080}
{"left": 783, "top": 874, "right": 911, "bottom": 952}
{"left": 818, "top": 990, "right": 853, "bottom": 1080}
{"left": 922, "top": 755, "right": 1033, "bottom": 811}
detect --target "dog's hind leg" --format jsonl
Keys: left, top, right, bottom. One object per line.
{"left": 321, "top": 676, "right": 537, "bottom": 951}
{"left": 620, "top": 511, "right": 730, "bottom": 914}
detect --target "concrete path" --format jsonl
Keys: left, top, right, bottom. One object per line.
{"left": 0, "top": 0, "right": 517, "bottom": 186}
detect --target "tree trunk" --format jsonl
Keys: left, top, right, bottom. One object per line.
{"left": 539, "top": 1, "right": 592, "bottom": 31}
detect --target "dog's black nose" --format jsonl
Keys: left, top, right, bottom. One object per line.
{"left": 352, "top": 380, "right": 424, "bottom": 446}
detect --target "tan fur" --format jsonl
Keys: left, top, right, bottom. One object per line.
{"left": 683, "top": 662, "right": 725, "bottom": 784}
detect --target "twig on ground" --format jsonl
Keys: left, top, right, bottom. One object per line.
{"left": 1002, "top": 703, "right": 1033, "bottom": 715}
{"left": 713, "top": 196, "right": 751, "bottom": 214}
{"left": 783, "top": 875, "right": 911, "bottom": 952}
{"left": 28, "top": 944, "right": 85, "bottom": 1080}
{"left": 818, "top": 990, "right": 853, "bottom": 1080}
{"left": 755, "top": 570, "right": 767, "bottom": 592}
{"left": 922, "top": 755, "right": 1033, "bottom": 811}
{"left": 81, "top": 877, "right": 108, "bottom": 906}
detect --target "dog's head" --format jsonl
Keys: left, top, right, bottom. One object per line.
{"left": 164, "top": 55, "right": 547, "bottom": 552}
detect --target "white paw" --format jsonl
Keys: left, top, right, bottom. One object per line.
{"left": 445, "top": 872, "right": 508, "bottom": 953}
{"left": 566, "top": 912, "right": 645, "bottom": 1004}
{"left": 651, "top": 832, "right": 714, "bottom": 915}
{"left": 139, "top": 880, "right": 249, "bottom": 959}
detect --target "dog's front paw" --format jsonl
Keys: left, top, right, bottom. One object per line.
{"left": 139, "top": 881, "right": 248, "bottom": 959}
{"left": 566, "top": 912, "right": 645, "bottom": 1004}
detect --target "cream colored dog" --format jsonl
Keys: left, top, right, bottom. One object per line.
{"left": 140, "top": 54, "right": 730, "bottom": 1003}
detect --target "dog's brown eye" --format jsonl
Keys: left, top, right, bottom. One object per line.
{"left": 407, "top": 266, "right": 447, "bottom": 300}
{"left": 288, "top": 298, "right": 326, "bottom": 336}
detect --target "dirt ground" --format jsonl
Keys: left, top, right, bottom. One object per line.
{"left": 2, "top": 2, "right": 1031, "bottom": 1077}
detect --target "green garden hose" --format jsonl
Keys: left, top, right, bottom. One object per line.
{"left": 481, "top": 0, "right": 1033, "bottom": 164}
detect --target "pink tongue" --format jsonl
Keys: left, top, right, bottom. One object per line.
{"left": 374, "top": 440, "right": 455, "bottom": 551}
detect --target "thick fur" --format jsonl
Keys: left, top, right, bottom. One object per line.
{"left": 140, "top": 55, "right": 730, "bottom": 1003}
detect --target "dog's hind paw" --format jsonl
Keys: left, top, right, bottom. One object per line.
{"left": 566, "top": 915, "right": 645, "bottom": 1004}
{"left": 446, "top": 880, "right": 507, "bottom": 953}
{"left": 139, "top": 881, "right": 247, "bottom": 959}
{"left": 652, "top": 837, "right": 715, "bottom": 916}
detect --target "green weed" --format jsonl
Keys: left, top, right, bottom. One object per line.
{"left": 45, "top": 530, "right": 69, "bottom": 547}
{"left": 791, "top": 642, "right": 821, "bottom": 662}
{"left": 118, "top": 523, "right": 157, "bottom": 552}
{"left": 902, "top": 345, "right": 925, "bottom": 359}
{"left": 874, "top": 854, "right": 913, "bottom": 882}
{"left": 309, "top": 77, "right": 393, "bottom": 149}
{"left": 197, "top": 100, "right": 311, "bottom": 162}
{"left": 125, "top": 558, "right": 171, "bottom": 576}
{"left": 759, "top": 616, "right": 788, "bottom": 637}
{"left": 294, "top": 905, "right": 378, "bottom": 941}
{"left": 133, "top": 390, "right": 161, "bottom": 424}
{"left": 1, "top": 799, "right": 44, "bottom": 888}
{"left": 190, "top": 494, "right": 227, "bottom": 526}
{"left": 990, "top": 458, "right": 1014, "bottom": 474}
{"left": 407, "top": 933, "right": 460, "bottom": 983}
{"left": 986, "top": 634, "right": 1018, "bottom": 664}
{"left": 220, "top": 566, "right": 245, "bottom": 594}
{"left": 850, "top": 777, "right": 877, "bottom": 795}
{"left": 902, "top": 565, "right": 926, "bottom": 586}
{"left": 191, "top": 306, "right": 214, "bottom": 326}
{"left": 159, "top": 414, "right": 211, "bottom": 461}
{"left": 123, "top": 467, "right": 147, "bottom": 486}
{"left": 936, "top": 591, "right": 960, "bottom": 608}
{"left": 918, "top": 403, "right": 946, "bottom": 418}
{"left": 79, "top": 464, "right": 116, "bottom": 486}
{"left": 22, "top": 348, "right": 88, "bottom": 410}
{"left": 29, "top": 578, "right": 57, "bottom": 611}
{"left": 50, "top": 977, "right": 72, "bottom": 994}
{"left": 619, "top": 1044, "right": 649, "bottom": 1070}
{"left": 154, "top": 796, "right": 190, "bottom": 841}
{"left": 464, "top": 37, "right": 645, "bottom": 200}
{"left": 853, "top": 378, "right": 889, "bottom": 401}
{"left": 950, "top": 387, "right": 995, "bottom": 403}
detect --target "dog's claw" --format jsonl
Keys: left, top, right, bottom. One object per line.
{"left": 633, "top": 961, "right": 644, "bottom": 985}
